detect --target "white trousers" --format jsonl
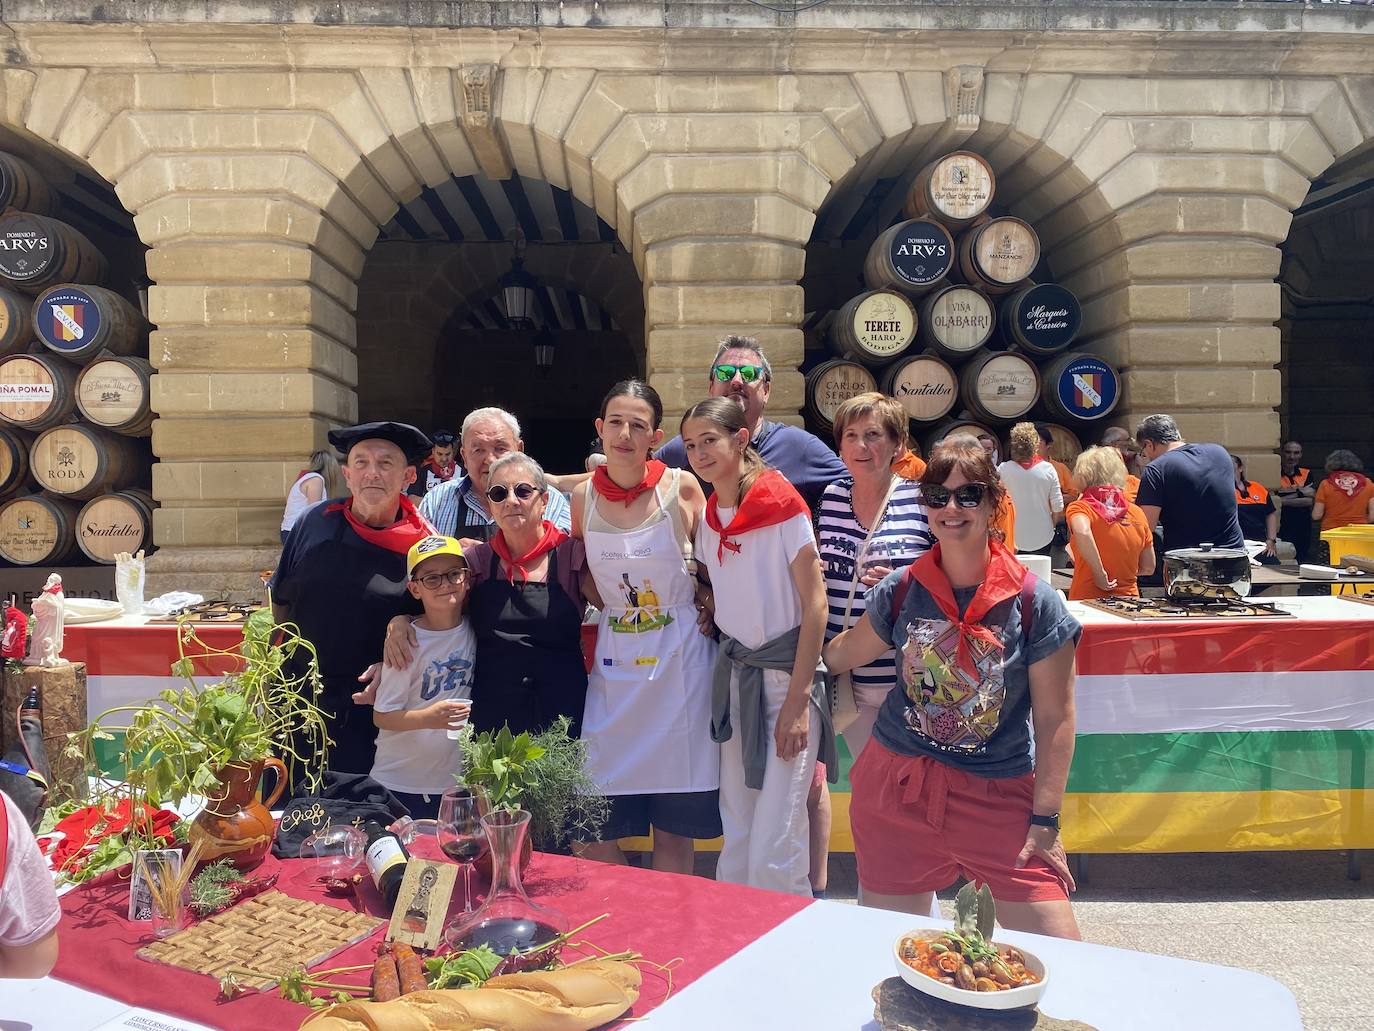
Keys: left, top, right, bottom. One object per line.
{"left": 716, "top": 666, "right": 818, "bottom": 897}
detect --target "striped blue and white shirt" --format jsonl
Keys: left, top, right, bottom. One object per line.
{"left": 418, "top": 475, "right": 572, "bottom": 538}
{"left": 818, "top": 477, "right": 933, "bottom": 702}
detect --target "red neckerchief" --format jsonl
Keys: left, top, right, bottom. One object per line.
{"left": 424, "top": 458, "right": 456, "bottom": 483}
{"left": 593, "top": 459, "right": 667, "bottom": 506}
{"left": 1015, "top": 455, "right": 1044, "bottom": 469}
{"left": 327, "top": 495, "right": 433, "bottom": 554}
{"left": 910, "top": 539, "right": 1027, "bottom": 679}
{"left": 705, "top": 469, "right": 809, "bottom": 562}
{"left": 491, "top": 520, "right": 568, "bottom": 585}
{"left": 1080, "top": 485, "right": 1128, "bottom": 523}
{"left": 1330, "top": 471, "right": 1370, "bottom": 499}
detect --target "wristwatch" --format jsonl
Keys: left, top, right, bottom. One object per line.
{"left": 1029, "top": 812, "right": 1060, "bottom": 830}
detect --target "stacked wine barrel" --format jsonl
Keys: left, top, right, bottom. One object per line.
{"left": 804, "top": 150, "right": 1122, "bottom": 464}
{"left": 0, "top": 150, "right": 155, "bottom": 567}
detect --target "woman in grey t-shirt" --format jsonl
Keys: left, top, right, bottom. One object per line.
{"left": 824, "top": 437, "right": 1082, "bottom": 940}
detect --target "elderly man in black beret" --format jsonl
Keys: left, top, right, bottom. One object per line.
{"left": 270, "top": 421, "right": 434, "bottom": 776}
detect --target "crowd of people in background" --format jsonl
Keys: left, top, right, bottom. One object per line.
{"left": 268, "top": 331, "right": 1374, "bottom": 941}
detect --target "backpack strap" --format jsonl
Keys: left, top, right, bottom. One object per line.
{"left": 888, "top": 567, "right": 1038, "bottom": 648}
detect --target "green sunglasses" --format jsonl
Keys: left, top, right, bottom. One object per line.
{"left": 712, "top": 363, "right": 768, "bottom": 384}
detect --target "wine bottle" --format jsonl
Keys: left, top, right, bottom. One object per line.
{"left": 363, "top": 820, "right": 409, "bottom": 910}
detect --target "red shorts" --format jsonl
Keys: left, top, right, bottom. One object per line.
{"left": 849, "top": 740, "right": 1068, "bottom": 903}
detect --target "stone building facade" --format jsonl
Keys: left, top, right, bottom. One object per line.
{"left": 0, "top": 1, "right": 1368, "bottom": 593}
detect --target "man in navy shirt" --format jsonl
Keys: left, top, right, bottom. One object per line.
{"left": 657, "top": 337, "right": 847, "bottom": 509}
{"left": 1134, "top": 413, "right": 1245, "bottom": 554}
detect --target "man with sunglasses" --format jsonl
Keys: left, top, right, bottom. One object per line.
{"left": 408, "top": 429, "right": 461, "bottom": 498}
{"left": 656, "top": 337, "right": 847, "bottom": 510}
{"left": 419, "top": 407, "right": 571, "bottom": 546}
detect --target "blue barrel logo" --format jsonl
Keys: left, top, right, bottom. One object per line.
{"left": 36, "top": 286, "right": 101, "bottom": 355}
{"left": 1053, "top": 353, "right": 1119, "bottom": 421}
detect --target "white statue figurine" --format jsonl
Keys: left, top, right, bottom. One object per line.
{"left": 25, "top": 573, "right": 67, "bottom": 667}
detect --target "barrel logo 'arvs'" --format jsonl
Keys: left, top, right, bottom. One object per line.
{"left": 0, "top": 219, "right": 53, "bottom": 280}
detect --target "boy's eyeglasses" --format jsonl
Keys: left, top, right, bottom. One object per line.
{"left": 485, "top": 482, "right": 538, "bottom": 504}
{"left": 415, "top": 569, "right": 469, "bottom": 590}
{"left": 923, "top": 483, "right": 989, "bottom": 509}
{"left": 712, "top": 364, "right": 767, "bottom": 384}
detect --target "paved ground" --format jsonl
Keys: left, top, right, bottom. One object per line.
{"left": 684, "top": 849, "right": 1370, "bottom": 1030}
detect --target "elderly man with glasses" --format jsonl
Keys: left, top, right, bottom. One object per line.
{"left": 419, "top": 406, "right": 571, "bottom": 548}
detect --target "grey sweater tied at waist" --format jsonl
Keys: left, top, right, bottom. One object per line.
{"left": 711, "top": 625, "right": 838, "bottom": 791}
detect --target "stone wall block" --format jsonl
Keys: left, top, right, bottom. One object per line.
{"left": 1278, "top": 79, "right": 1366, "bottom": 163}
{"left": 146, "top": 241, "right": 356, "bottom": 309}
{"left": 133, "top": 71, "right": 214, "bottom": 111}
{"left": 1093, "top": 325, "right": 1220, "bottom": 368}
{"left": 1223, "top": 410, "right": 1282, "bottom": 453}
{"left": 665, "top": 74, "right": 782, "bottom": 114}
{"left": 87, "top": 113, "right": 153, "bottom": 182}
{"left": 497, "top": 66, "right": 549, "bottom": 177}
{"left": 150, "top": 284, "right": 354, "bottom": 345}
{"left": 1012, "top": 74, "right": 1078, "bottom": 140}
{"left": 647, "top": 284, "right": 804, "bottom": 328}
{"left": 152, "top": 416, "right": 328, "bottom": 461}
{"left": 643, "top": 238, "right": 805, "bottom": 285}
{"left": 359, "top": 67, "right": 447, "bottom": 185}
{"left": 1122, "top": 238, "right": 1282, "bottom": 281}
{"left": 150, "top": 328, "right": 357, "bottom": 385}
{"left": 532, "top": 68, "right": 597, "bottom": 189}
{"left": 1173, "top": 368, "right": 1263, "bottom": 407}
{"left": 1041, "top": 97, "right": 1107, "bottom": 165}
{"left": 1276, "top": 121, "right": 1337, "bottom": 181}
{"left": 1097, "top": 154, "right": 1162, "bottom": 211}
{"left": 1148, "top": 78, "right": 1273, "bottom": 117}
{"left": 155, "top": 461, "right": 293, "bottom": 502}
{"left": 646, "top": 326, "right": 804, "bottom": 373}
{"left": 1342, "top": 76, "right": 1374, "bottom": 139}
{"left": 57, "top": 72, "right": 134, "bottom": 160}
{"left": 787, "top": 74, "right": 881, "bottom": 157}
{"left": 1071, "top": 118, "right": 1136, "bottom": 185}
{"left": 852, "top": 72, "right": 913, "bottom": 140}
{"left": 210, "top": 71, "right": 290, "bottom": 110}
{"left": 0, "top": 69, "right": 36, "bottom": 128}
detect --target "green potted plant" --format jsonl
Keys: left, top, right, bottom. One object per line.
{"left": 73, "top": 609, "right": 331, "bottom": 871}
{"left": 458, "top": 716, "right": 609, "bottom": 869}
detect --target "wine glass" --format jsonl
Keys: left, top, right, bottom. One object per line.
{"left": 438, "top": 785, "right": 488, "bottom": 913}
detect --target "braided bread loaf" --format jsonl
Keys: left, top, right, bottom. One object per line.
{"left": 300, "top": 959, "right": 641, "bottom": 1031}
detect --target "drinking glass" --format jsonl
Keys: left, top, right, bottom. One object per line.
{"left": 438, "top": 785, "right": 488, "bottom": 913}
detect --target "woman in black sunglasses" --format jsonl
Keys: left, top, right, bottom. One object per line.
{"left": 824, "top": 437, "right": 1083, "bottom": 940}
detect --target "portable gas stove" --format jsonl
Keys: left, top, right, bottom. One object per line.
{"left": 1080, "top": 595, "right": 1295, "bottom": 620}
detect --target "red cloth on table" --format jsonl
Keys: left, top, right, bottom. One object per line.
{"left": 52, "top": 837, "right": 811, "bottom": 1029}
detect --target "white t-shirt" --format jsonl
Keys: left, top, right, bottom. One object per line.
{"left": 697, "top": 509, "right": 816, "bottom": 649}
{"left": 282, "top": 472, "right": 324, "bottom": 532}
{"left": 371, "top": 621, "right": 477, "bottom": 795}
{"left": 998, "top": 460, "right": 1064, "bottom": 551}
{"left": 1, "top": 790, "right": 60, "bottom": 948}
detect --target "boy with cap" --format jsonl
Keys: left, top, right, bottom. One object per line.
{"left": 370, "top": 535, "right": 477, "bottom": 819}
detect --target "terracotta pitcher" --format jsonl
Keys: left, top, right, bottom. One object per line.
{"left": 189, "top": 757, "right": 287, "bottom": 871}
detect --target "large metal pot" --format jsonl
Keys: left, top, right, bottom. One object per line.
{"left": 1163, "top": 545, "right": 1252, "bottom": 600}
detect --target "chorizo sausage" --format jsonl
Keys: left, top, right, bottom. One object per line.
{"left": 371, "top": 944, "right": 401, "bottom": 1002}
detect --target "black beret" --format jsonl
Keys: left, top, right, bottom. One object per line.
{"left": 327, "top": 421, "right": 433, "bottom": 464}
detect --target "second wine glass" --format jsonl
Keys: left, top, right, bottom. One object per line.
{"left": 437, "top": 784, "right": 488, "bottom": 913}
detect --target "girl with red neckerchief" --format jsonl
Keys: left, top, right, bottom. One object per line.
{"left": 683, "top": 398, "right": 834, "bottom": 897}
{"left": 825, "top": 437, "right": 1083, "bottom": 939}
{"left": 572, "top": 380, "right": 721, "bottom": 877}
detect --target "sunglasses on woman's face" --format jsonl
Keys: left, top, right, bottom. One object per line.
{"left": 486, "top": 482, "right": 538, "bottom": 504}
{"left": 712, "top": 364, "right": 767, "bottom": 384}
{"left": 923, "top": 483, "right": 989, "bottom": 509}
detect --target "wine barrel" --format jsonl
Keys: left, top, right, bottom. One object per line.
{"left": 998, "top": 283, "right": 1081, "bottom": 356}
{"left": 0, "top": 425, "right": 33, "bottom": 498}
{"left": 1037, "top": 423, "right": 1083, "bottom": 468}
{"left": 75, "top": 355, "right": 155, "bottom": 436}
{"left": 903, "top": 151, "right": 996, "bottom": 229}
{"left": 0, "top": 152, "right": 57, "bottom": 216}
{"left": 1040, "top": 352, "right": 1122, "bottom": 423}
{"left": 0, "top": 286, "right": 33, "bottom": 357}
{"left": 959, "top": 350, "right": 1040, "bottom": 424}
{"left": 880, "top": 353, "right": 958, "bottom": 424}
{"left": 0, "top": 212, "right": 107, "bottom": 294}
{"left": 829, "top": 290, "right": 918, "bottom": 365}
{"left": 922, "top": 417, "right": 998, "bottom": 457}
{"left": 77, "top": 489, "right": 156, "bottom": 564}
{"left": 863, "top": 218, "right": 956, "bottom": 297}
{"left": 955, "top": 217, "right": 1039, "bottom": 295}
{"left": 0, "top": 353, "right": 79, "bottom": 430}
{"left": 30, "top": 424, "right": 149, "bottom": 501}
{"left": 804, "top": 359, "right": 878, "bottom": 430}
{"left": 918, "top": 285, "right": 995, "bottom": 362}
{"left": 0, "top": 494, "right": 79, "bottom": 565}
{"left": 33, "top": 285, "right": 147, "bottom": 362}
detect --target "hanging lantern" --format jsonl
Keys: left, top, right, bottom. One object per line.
{"left": 500, "top": 257, "right": 538, "bottom": 329}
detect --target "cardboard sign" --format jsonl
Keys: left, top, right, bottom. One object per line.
{"left": 386, "top": 859, "right": 458, "bottom": 952}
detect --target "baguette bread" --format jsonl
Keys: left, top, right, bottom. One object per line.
{"left": 301, "top": 959, "right": 641, "bottom": 1031}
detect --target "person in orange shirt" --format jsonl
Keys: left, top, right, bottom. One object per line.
{"left": 1036, "top": 424, "right": 1079, "bottom": 504}
{"left": 1312, "top": 450, "right": 1374, "bottom": 532}
{"left": 1065, "top": 447, "right": 1154, "bottom": 600}
{"left": 892, "top": 444, "right": 926, "bottom": 480}
{"left": 1232, "top": 454, "right": 1278, "bottom": 564}
{"left": 1101, "top": 426, "right": 1141, "bottom": 503}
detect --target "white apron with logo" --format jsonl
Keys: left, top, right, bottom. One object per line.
{"left": 581, "top": 475, "right": 719, "bottom": 795}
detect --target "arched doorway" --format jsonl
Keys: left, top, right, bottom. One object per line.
{"left": 1279, "top": 142, "right": 1374, "bottom": 470}
{"left": 355, "top": 171, "right": 644, "bottom": 474}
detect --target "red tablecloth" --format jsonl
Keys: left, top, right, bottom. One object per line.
{"left": 53, "top": 840, "right": 811, "bottom": 1029}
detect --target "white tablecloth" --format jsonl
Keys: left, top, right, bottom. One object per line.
{"left": 640, "top": 902, "right": 1302, "bottom": 1030}
{"left": 2, "top": 978, "right": 213, "bottom": 1030}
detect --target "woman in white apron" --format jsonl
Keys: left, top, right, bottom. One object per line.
{"left": 573, "top": 380, "right": 720, "bottom": 876}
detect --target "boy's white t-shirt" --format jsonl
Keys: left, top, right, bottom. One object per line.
{"left": 371, "top": 621, "right": 477, "bottom": 795}
{"left": 696, "top": 509, "right": 815, "bottom": 649}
